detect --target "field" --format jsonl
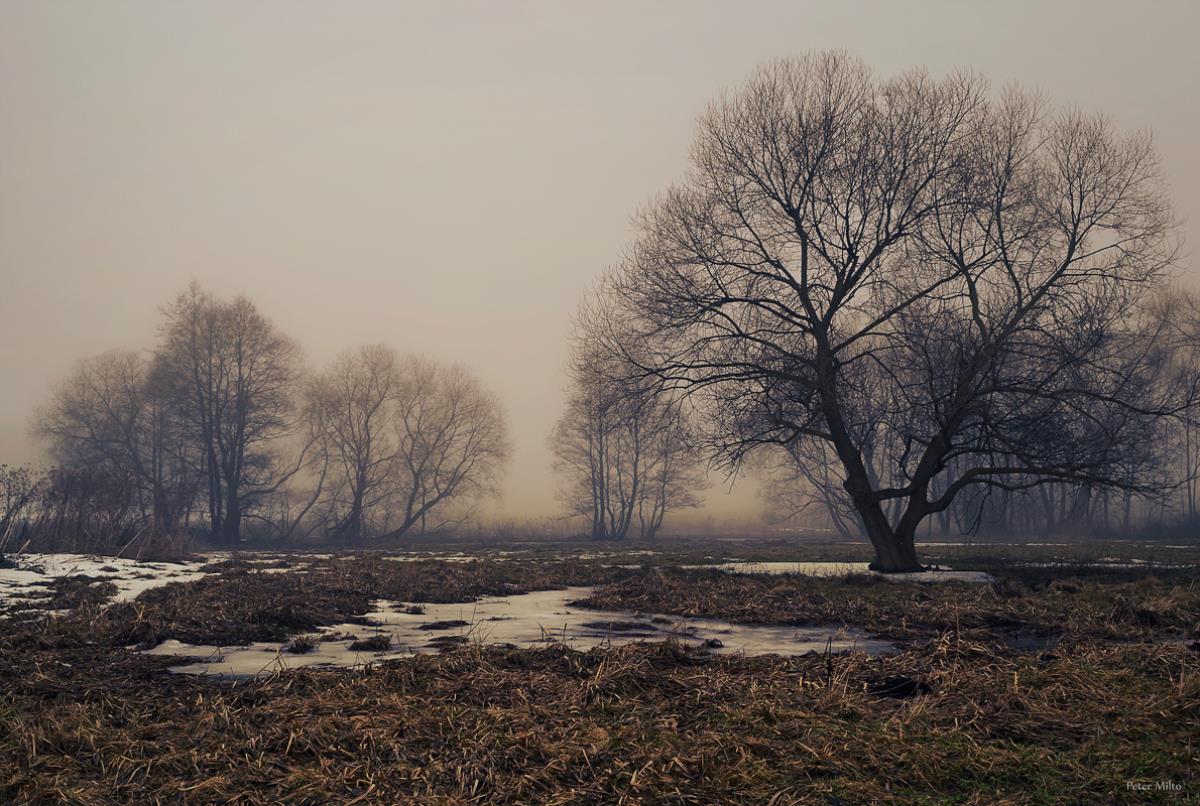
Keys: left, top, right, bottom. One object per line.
{"left": 1, "top": 540, "right": 1198, "bottom": 804}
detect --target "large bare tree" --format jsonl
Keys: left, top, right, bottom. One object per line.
{"left": 605, "top": 53, "right": 1186, "bottom": 570}
{"left": 156, "top": 284, "right": 304, "bottom": 545}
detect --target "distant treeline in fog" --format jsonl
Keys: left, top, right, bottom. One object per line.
{"left": 3, "top": 284, "right": 513, "bottom": 553}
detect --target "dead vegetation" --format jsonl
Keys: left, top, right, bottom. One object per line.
{"left": 576, "top": 567, "right": 1200, "bottom": 643}
{"left": 283, "top": 634, "right": 317, "bottom": 654}
{"left": 1, "top": 549, "right": 1198, "bottom": 803}
{"left": 348, "top": 633, "right": 392, "bottom": 652}
{"left": 0, "top": 630, "right": 1196, "bottom": 804}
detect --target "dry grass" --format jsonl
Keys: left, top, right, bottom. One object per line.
{"left": 348, "top": 633, "right": 392, "bottom": 651}
{"left": 1, "top": 550, "right": 1198, "bottom": 803}
{"left": 576, "top": 567, "right": 1200, "bottom": 643}
{"left": 0, "top": 634, "right": 1196, "bottom": 804}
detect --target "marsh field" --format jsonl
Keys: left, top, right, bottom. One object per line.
{"left": 1, "top": 538, "right": 1197, "bottom": 805}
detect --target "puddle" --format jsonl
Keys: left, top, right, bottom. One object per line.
{"left": 143, "top": 586, "right": 896, "bottom": 678}
{"left": 382, "top": 553, "right": 476, "bottom": 564}
{"left": 679, "top": 561, "right": 871, "bottom": 576}
{"left": 570, "top": 550, "right": 662, "bottom": 560}
{"left": 679, "top": 561, "right": 993, "bottom": 582}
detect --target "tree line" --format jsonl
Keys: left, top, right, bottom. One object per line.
{"left": 2, "top": 284, "right": 509, "bottom": 551}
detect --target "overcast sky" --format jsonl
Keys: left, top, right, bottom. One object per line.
{"left": 2, "top": 1, "right": 1197, "bottom": 519}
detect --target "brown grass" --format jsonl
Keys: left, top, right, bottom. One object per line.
{"left": 575, "top": 567, "right": 1200, "bottom": 643}
{"left": 0, "top": 633, "right": 1196, "bottom": 804}
{"left": 1, "top": 551, "right": 1198, "bottom": 803}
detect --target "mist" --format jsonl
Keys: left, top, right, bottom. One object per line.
{"left": 2, "top": 0, "right": 1198, "bottom": 523}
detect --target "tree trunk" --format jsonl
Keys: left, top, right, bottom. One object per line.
{"left": 823, "top": 384, "right": 925, "bottom": 573}
{"left": 840, "top": 469, "right": 924, "bottom": 572}
{"left": 862, "top": 517, "right": 921, "bottom": 573}
{"left": 221, "top": 494, "right": 241, "bottom": 546}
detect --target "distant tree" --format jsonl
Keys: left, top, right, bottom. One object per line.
{"left": 33, "top": 350, "right": 196, "bottom": 534}
{"left": 156, "top": 284, "right": 304, "bottom": 545}
{"left": 306, "top": 351, "right": 509, "bottom": 540}
{"left": 757, "top": 444, "right": 858, "bottom": 540}
{"left": 0, "top": 465, "right": 41, "bottom": 550}
{"left": 382, "top": 357, "right": 510, "bottom": 538}
{"left": 551, "top": 299, "right": 703, "bottom": 540}
{"left": 306, "top": 345, "right": 400, "bottom": 542}
{"left": 604, "top": 53, "right": 1187, "bottom": 569}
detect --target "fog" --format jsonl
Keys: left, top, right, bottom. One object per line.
{"left": 2, "top": 0, "right": 1197, "bottom": 520}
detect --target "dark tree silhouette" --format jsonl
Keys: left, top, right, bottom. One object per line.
{"left": 156, "top": 284, "right": 303, "bottom": 546}
{"left": 605, "top": 53, "right": 1186, "bottom": 570}
{"left": 34, "top": 350, "right": 196, "bottom": 535}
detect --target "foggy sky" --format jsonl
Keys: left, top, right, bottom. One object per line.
{"left": 2, "top": 1, "right": 1198, "bottom": 520}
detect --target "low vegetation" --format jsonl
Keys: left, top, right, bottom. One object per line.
{"left": 1, "top": 545, "right": 1197, "bottom": 803}
{"left": 577, "top": 567, "right": 1200, "bottom": 643}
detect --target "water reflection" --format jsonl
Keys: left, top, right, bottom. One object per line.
{"left": 144, "top": 586, "right": 896, "bottom": 677}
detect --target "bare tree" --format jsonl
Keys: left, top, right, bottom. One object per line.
{"left": 306, "top": 345, "right": 400, "bottom": 542}
{"left": 382, "top": 357, "right": 510, "bottom": 538}
{"left": 33, "top": 350, "right": 196, "bottom": 534}
{"left": 605, "top": 53, "right": 1186, "bottom": 570}
{"left": 156, "top": 284, "right": 304, "bottom": 545}
{"left": 304, "top": 350, "right": 509, "bottom": 541}
{"left": 551, "top": 300, "right": 703, "bottom": 540}
{"left": 0, "top": 465, "right": 41, "bottom": 552}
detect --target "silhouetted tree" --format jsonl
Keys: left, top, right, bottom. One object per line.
{"left": 156, "top": 284, "right": 303, "bottom": 545}
{"left": 382, "top": 357, "right": 510, "bottom": 538}
{"left": 306, "top": 351, "right": 509, "bottom": 540}
{"left": 306, "top": 345, "right": 400, "bottom": 542}
{"left": 551, "top": 298, "right": 703, "bottom": 540}
{"left": 33, "top": 350, "right": 196, "bottom": 534}
{"left": 605, "top": 53, "right": 1186, "bottom": 569}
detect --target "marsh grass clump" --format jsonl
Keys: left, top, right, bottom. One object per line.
{"left": 46, "top": 576, "right": 118, "bottom": 611}
{"left": 417, "top": 619, "right": 469, "bottom": 630}
{"left": 348, "top": 633, "right": 392, "bottom": 651}
{"left": 319, "top": 630, "right": 357, "bottom": 643}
